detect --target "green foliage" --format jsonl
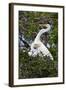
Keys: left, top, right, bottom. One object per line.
{"left": 19, "top": 11, "right": 58, "bottom": 79}
{"left": 19, "top": 49, "right": 58, "bottom": 79}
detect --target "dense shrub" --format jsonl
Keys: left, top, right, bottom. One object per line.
{"left": 19, "top": 49, "right": 58, "bottom": 79}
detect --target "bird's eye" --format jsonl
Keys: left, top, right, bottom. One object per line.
{"left": 34, "top": 47, "right": 37, "bottom": 49}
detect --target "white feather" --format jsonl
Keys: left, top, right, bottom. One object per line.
{"left": 28, "top": 24, "right": 53, "bottom": 60}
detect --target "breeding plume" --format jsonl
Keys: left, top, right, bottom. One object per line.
{"left": 28, "top": 24, "right": 53, "bottom": 60}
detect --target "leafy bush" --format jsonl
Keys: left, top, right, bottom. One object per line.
{"left": 19, "top": 49, "right": 58, "bottom": 79}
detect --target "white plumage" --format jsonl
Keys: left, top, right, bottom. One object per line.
{"left": 28, "top": 24, "right": 53, "bottom": 60}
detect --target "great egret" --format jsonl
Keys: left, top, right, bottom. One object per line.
{"left": 28, "top": 24, "right": 53, "bottom": 60}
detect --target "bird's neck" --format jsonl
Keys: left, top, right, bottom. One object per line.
{"left": 34, "top": 24, "right": 51, "bottom": 42}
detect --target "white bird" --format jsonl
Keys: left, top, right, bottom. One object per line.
{"left": 28, "top": 24, "right": 53, "bottom": 60}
